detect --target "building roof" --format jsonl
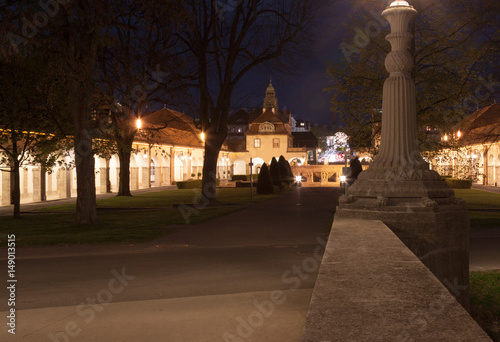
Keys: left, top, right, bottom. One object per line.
{"left": 292, "top": 132, "right": 318, "bottom": 148}
{"left": 228, "top": 109, "right": 250, "bottom": 125}
{"left": 137, "top": 108, "right": 204, "bottom": 148}
{"left": 459, "top": 103, "right": 500, "bottom": 145}
{"left": 246, "top": 109, "right": 292, "bottom": 136}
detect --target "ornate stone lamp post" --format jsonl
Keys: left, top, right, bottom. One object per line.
{"left": 336, "top": 0, "right": 470, "bottom": 308}
{"left": 345, "top": 1, "right": 453, "bottom": 204}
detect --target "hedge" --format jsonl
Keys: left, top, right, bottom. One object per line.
{"left": 235, "top": 181, "right": 257, "bottom": 188}
{"left": 232, "top": 174, "right": 259, "bottom": 181}
{"left": 176, "top": 179, "right": 220, "bottom": 189}
{"left": 444, "top": 178, "right": 473, "bottom": 189}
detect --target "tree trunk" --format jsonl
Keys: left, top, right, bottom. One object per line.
{"left": 74, "top": 129, "right": 98, "bottom": 225}
{"left": 117, "top": 146, "right": 132, "bottom": 196}
{"left": 10, "top": 162, "right": 20, "bottom": 219}
{"left": 12, "top": 163, "right": 20, "bottom": 219}
{"left": 201, "top": 132, "right": 225, "bottom": 202}
{"left": 68, "top": 3, "right": 100, "bottom": 225}
{"left": 106, "top": 158, "right": 111, "bottom": 193}
{"left": 40, "top": 166, "right": 46, "bottom": 201}
{"left": 73, "top": 79, "right": 98, "bottom": 225}
{"left": 10, "top": 131, "right": 21, "bottom": 219}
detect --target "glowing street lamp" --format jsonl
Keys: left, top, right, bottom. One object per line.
{"left": 200, "top": 132, "right": 205, "bottom": 142}
{"left": 136, "top": 118, "right": 142, "bottom": 130}
{"left": 295, "top": 175, "right": 302, "bottom": 187}
{"left": 456, "top": 130, "right": 462, "bottom": 139}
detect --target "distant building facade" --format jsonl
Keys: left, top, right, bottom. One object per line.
{"left": 227, "top": 81, "right": 307, "bottom": 174}
{"left": 430, "top": 103, "right": 500, "bottom": 185}
{"left": 0, "top": 108, "right": 232, "bottom": 205}
{"left": 0, "top": 82, "right": 309, "bottom": 206}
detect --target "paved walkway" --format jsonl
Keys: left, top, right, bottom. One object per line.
{"left": 472, "top": 183, "right": 500, "bottom": 194}
{"left": 0, "top": 187, "right": 338, "bottom": 342}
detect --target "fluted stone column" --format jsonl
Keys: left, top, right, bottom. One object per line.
{"left": 346, "top": 1, "right": 453, "bottom": 203}
{"left": 336, "top": 1, "right": 470, "bottom": 309}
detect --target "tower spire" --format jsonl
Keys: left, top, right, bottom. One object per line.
{"left": 263, "top": 79, "right": 278, "bottom": 112}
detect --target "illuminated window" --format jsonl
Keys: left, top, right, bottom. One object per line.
{"left": 273, "top": 138, "right": 280, "bottom": 148}
{"left": 254, "top": 138, "right": 261, "bottom": 148}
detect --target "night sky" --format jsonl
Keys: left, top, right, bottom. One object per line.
{"left": 231, "top": 1, "right": 356, "bottom": 126}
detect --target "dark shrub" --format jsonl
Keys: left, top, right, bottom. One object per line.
{"left": 278, "top": 155, "right": 294, "bottom": 185}
{"left": 349, "top": 157, "right": 363, "bottom": 180}
{"left": 232, "top": 175, "right": 248, "bottom": 181}
{"left": 444, "top": 178, "right": 473, "bottom": 189}
{"left": 257, "top": 163, "right": 274, "bottom": 194}
{"left": 270, "top": 157, "right": 281, "bottom": 186}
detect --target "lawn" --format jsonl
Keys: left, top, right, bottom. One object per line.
{"left": 36, "top": 187, "right": 275, "bottom": 211}
{"left": 0, "top": 188, "right": 278, "bottom": 247}
{"left": 455, "top": 189, "right": 500, "bottom": 210}
{"left": 458, "top": 189, "right": 500, "bottom": 340}
{"left": 470, "top": 270, "right": 500, "bottom": 341}
{"left": 454, "top": 189, "right": 500, "bottom": 229}
{"left": 0, "top": 207, "right": 242, "bottom": 247}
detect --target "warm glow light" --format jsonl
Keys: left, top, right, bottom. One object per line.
{"left": 136, "top": 118, "right": 142, "bottom": 129}
{"left": 443, "top": 135, "right": 448, "bottom": 141}
{"left": 457, "top": 131, "right": 462, "bottom": 139}
{"left": 200, "top": 132, "right": 205, "bottom": 141}
{"left": 340, "top": 175, "right": 347, "bottom": 182}
{"left": 390, "top": 1, "right": 410, "bottom": 7}
{"left": 296, "top": 175, "right": 302, "bottom": 182}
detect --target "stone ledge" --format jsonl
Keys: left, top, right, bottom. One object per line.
{"left": 301, "top": 218, "right": 491, "bottom": 342}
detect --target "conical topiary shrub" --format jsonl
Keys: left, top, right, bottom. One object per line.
{"left": 278, "top": 155, "right": 294, "bottom": 185}
{"left": 257, "top": 163, "right": 274, "bottom": 194}
{"left": 269, "top": 157, "right": 282, "bottom": 186}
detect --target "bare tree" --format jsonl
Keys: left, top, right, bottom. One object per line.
{"left": 0, "top": 8, "right": 71, "bottom": 219}
{"left": 57, "top": 0, "right": 112, "bottom": 224}
{"left": 96, "top": 0, "right": 188, "bottom": 196}
{"left": 176, "top": 0, "right": 328, "bottom": 201}
{"left": 327, "top": 0, "right": 499, "bottom": 152}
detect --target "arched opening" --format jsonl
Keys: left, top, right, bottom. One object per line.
{"left": 289, "top": 157, "right": 304, "bottom": 166}
{"left": 175, "top": 154, "right": 185, "bottom": 181}
{"left": 150, "top": 159, "right": 156, "bottom": 184}
{"left": 251, "top": 157, "right": 264, "bottom": 174}
{"left": 233, "top": 159, "right": 246, "bottom": 175}
{"left": 109, "top": 155, "right": 119, "bottom": 192}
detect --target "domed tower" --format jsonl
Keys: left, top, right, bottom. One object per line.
{"left": 263, "top": 79, "right": 278, "bottom": 113}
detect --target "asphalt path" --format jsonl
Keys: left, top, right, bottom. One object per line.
{"left": 0, "top": 187, "right": 337, "bottom": 342}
